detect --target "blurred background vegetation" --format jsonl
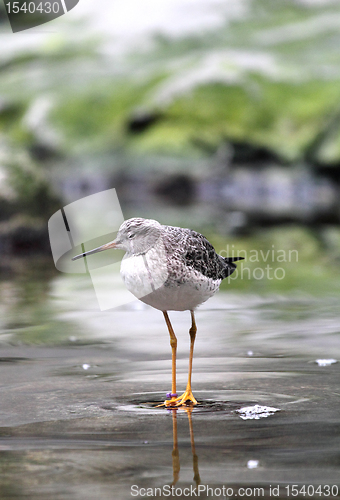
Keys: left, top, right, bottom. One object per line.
{"left": 1, "top": 0, "right": 340, "bottom": 295}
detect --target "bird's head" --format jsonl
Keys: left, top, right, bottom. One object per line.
{"left": 113, "top": 218, "right": 163, "bottom": 255}
{"left": 72, "top": 218, "right": 163, "bottom": 261}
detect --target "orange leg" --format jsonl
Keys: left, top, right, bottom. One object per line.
{"left": 158, "top": 310, "right": 198, "bottom": 408}
{"left": 166, "top": 310, "right": 198, "bottom": 407}
{"left": 162, "top": 311, "right": 179, "bottom": 407}
{"left": 174, "top": 310, "right": 198, "bottom": 405}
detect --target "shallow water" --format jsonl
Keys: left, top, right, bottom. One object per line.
{"left": 0, "top": 260, "right": 339, "bottom": 499}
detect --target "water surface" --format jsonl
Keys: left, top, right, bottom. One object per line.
{"left": 0, "top": 260, "right": 339, "bottom": 499}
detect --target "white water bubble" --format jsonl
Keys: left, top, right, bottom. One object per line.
{"left": 237, "top": 404, "right": 280, "bottom": 420}
{"left": 315, "top": 359, "right": 337, "bottom": 367}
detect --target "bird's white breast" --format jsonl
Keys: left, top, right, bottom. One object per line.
{"left": 120, "top": 244, "right": 220, "bottom": 311}
{"left": 120, "top": 243, "right": 169, "bottom": 301}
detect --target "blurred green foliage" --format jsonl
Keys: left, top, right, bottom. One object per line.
{"left": 1, "top": 0, "right": 340, "bottom": 163}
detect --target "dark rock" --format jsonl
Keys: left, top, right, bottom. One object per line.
{"left": 0, "top": 216, "right": 51, "bottom": 255}
{"left": 154, "top": 174, "right": 196, "bottom": 206}
{"left": 127, "top": 111, "right": 161, "bottom": 134}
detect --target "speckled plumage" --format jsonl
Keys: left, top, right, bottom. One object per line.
{"left": 117, "top": 218, "right": 243, "bottom": 311}
{"left": 161, "top": 224, "right": 239, "bottom": 281}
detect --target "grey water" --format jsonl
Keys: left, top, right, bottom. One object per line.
{"left": 0, "top": 259, "right": 339, "bottom": 500}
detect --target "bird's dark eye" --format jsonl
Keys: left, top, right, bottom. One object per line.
{"left": 128, "top": 233, "right": 135, "bottom": 239}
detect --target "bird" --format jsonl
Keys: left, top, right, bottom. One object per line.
{"left": 72, "top": 218, "right": 243, "bottom": 407}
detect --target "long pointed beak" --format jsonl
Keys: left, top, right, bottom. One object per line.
{"left": 72, "top": 240, "right": 117, "bottom": 261}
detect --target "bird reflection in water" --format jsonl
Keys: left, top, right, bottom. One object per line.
{"left": 169, "top": 407, "right": 201, "bottom": 487}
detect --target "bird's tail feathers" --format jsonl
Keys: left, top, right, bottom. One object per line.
{"left": 221, "top": 256, "right": 244, "bottom": 279}
{"left": 225, "top": 256, "right": 245, "bottom": 263}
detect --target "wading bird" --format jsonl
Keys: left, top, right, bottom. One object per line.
{"left": 72, "top": 218, "right": 243, "bottom": 407}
